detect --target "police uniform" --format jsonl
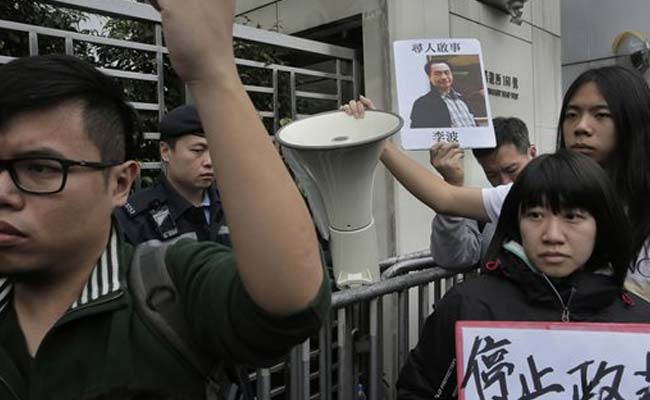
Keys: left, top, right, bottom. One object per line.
{"left": 114, "top": 104, "right": 231, "bottom": 246}
{"left": 114, "top": 176, "right": 230, "bottom": 245}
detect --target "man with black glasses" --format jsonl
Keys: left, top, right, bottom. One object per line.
{"left": 0, "top": 0, "right": 329, "bottom": 398}
{"left": 0, "top": 158, "right": 122, "bottom": 194}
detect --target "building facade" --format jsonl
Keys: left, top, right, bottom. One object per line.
{"left": 237, "top": 0, "right": 562, "bottom": 260}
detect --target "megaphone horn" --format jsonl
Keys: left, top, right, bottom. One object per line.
{"left": 278, "top": 110, "right": 403, "bottom": 288}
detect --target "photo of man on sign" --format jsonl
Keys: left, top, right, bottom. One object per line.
{"left": 410, "top": 55, "right": 487, "bottom": 129}
{"left": 393, "top": 38, "right": 494, "bottom": 150}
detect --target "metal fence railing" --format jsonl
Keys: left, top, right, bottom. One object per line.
{"left": 247, "top": 251, "right": 476, "bottom": 400}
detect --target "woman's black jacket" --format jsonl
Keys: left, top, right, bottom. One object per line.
{"left": 396, "top": 251, "right": 650, "bottom": 400}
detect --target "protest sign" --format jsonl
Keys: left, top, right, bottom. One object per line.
{"left": 456, "top": 321, "right": 650, "bottom": 399}
{"left": 393, "top": 38, "right": 495, "bottom": 150}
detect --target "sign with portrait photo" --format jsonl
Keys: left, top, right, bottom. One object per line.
{"left": 455, "top": 321, "right": 650, "bottom": 399}
{"left": 393, "top": 39, "right": 495, "bottom": 150}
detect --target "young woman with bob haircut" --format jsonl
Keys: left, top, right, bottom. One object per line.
{"left": 395, "top": 150, "right": 650, "bottom": 400}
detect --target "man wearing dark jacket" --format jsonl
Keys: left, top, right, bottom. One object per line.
{"left": 410, "top": 61, "right": 476, "bottom": 128}
{"left": 409, "top": 88, "right": 452, "bottom": 128}
{"left": 115, "top": 104, "right": 230, "bottom": 246}
{"left": 0, "top": 0, "right": 329, "bottom": 398}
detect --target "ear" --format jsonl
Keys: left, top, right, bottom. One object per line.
{"left": 528, "top": 144, "right": 537, "bottom": 158}
{"left": 110, "top": 161, "right": 140, "bottom": 207}
{"left": 160, "top": 141, "right": 171, "bottom": 163}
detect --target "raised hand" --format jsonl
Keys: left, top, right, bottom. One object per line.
{"left": 340, "top": 95, "right": 376, "bottom": 118}
{"left": 149, "top": 0, "right": 237, "bottom": 86}
{"left": 429, "top": 142, "right": 465, "bottom": 186}
{"left": 148, "top": 0, "right": 324, "bottom": 315}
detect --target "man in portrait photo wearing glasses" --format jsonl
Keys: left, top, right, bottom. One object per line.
{"left": 0, "top": 0, "right": 329, "bottom": 398}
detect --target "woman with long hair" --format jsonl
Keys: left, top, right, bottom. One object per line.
{"left": 556, "top": 66, "right": 650, "bottom": 299}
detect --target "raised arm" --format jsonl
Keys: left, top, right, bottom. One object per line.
{"left": 154, "top": 0, "right": 323, "bottom": 315}
{"left": 380, "top": 143, "right": 488, "bottom": 221}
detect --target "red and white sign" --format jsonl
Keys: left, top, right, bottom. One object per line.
{"left": 456, "top": 321, "right": 650, "bottom": 399}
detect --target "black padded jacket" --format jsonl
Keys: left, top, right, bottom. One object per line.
{"left": 397, "top": 250, "right": 650, "bottom": 400}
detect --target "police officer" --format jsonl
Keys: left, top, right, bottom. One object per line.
{"left": 115, "top": 104, "right": 230, "bottom": 245}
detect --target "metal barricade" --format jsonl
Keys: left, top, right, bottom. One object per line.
{"left": 250, "top": 251, "right": 476, "bottom": 400}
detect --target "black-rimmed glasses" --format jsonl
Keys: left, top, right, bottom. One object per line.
{"left": 0, "top": 156, "right": 122, "bottom": 195}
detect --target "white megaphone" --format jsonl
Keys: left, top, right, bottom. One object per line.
{"left": 277, "top": 110, "right": 403, "bottom": 288}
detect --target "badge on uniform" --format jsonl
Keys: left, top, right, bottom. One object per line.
{"left": 149, "top": 205, "right": 179, "bottom": 239}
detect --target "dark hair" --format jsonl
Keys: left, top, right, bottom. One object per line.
{"left": 485, "top": 150, "right": 631, "bottom": 285}
{"left": 556, "top": 65, "right": 650, "bottom": 261}
{"left": 472, "top": 117, "right": 530, "bottom": 159}
{"left": 160, "top": 136, "right": 180, "bottom": 149}
{"left": 0, "top": 54, "right": 140, "bottom": 162}
{"left": 423, "top": 59, "right": 451, "bottom": 77}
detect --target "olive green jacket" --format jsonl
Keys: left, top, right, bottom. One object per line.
{"left": 0, "top": 230, "right": 331, "bottom": 400}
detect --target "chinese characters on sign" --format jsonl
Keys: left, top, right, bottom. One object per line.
{"left": 411, "top": 41, "right": 463, "bottom": 54}
{"left": 432, "top": 131, "right": 459, "bottom": 144}
{"left": 393, "top": 39, "right": 496, "bottom": 150}
{"left": 457, "top": 322, "right": 650, "bottom": 399}
{"left": 484, "top": 69, "right": 520, "bottom": 100}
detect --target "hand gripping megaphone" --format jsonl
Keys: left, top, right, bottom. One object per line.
{"left": 277, "top": 110, "right": 403, "bottom": 288}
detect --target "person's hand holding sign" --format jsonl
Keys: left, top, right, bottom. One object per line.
{"left": 429, "top": 142, "right": 465, "bottom": 186}
{"left": 340, "top": 95, "right": 376, "bottom": 118}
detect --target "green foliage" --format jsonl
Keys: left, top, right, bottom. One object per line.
{"left": 0, "top": 1, "right": 89, "bottom": 57}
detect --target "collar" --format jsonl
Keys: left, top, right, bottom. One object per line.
{"left": 160, "top": 176, "right": 195, "bottom": 218}
{"left": 161, "top": 176, "right": 217, "bottom": 219}
{"left": 440, "top": 88, "right": 463, "bottom": 100}
{"left": 201, "top": 190, "right": 211, "bottom": 208}
{"left": 486, "top": 242, "right": 620, "bottom": 313}
{"left": 502, "top": 240, "right": 538, "bottom": 273}
{"left": 502, "top": 240, "right": 615, "bottom": 278}
{"left": 71, "top": 227, "right": 122, "bottom": 309}
{"left": 0, "top": 227, "right": 123, "bottom": 314}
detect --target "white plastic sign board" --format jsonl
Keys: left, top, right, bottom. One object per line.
{"left": 393, "top": 38, "right": 495, "bottom": 150}
{"left": 456, "top": 321, "right": 650, "bottom": 399}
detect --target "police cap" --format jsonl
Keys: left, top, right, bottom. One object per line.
{"left": 159, "top": 104, "right": 204, "bottom": 141}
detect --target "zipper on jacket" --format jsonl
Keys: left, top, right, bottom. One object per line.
{"left": 37, "top": 291, "right": 125, "bottom": 357}
{"left": 561, "top": 308, "right": 569, "bottom": 322}
{"left": 0, "top": 375, "right": 22, "bottom": 400}
{"left": 29, "top": 291, "right": 125, "bottom": 365}
{"left": 541, "top": 275, "right": 576, "bottom": 322}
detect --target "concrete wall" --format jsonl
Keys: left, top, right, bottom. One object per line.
{"left": 237, "top": 0, "right": 562, "bottom": 261}
{"left": 561, "top": 0, "right": 650, "bottom": 90}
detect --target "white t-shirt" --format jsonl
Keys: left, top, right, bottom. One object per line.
{"left": 481, "top": 183, "right": 650, "bottom": 303}
{"left": 481, "top": 183, "right": 512, "bottom": 223}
